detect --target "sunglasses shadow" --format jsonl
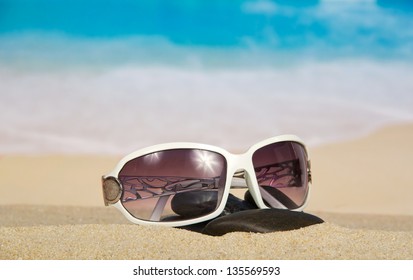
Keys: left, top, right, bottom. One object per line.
{"left": 178, "top": 193, "right": 324, "bottom": 236}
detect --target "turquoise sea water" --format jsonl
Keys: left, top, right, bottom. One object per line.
{"left": 1, "top": 0, "right": 413, "bottom": 154}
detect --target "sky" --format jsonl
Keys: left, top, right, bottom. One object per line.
{"left": 1, "top": 0, "right": 413, "bottom": 62}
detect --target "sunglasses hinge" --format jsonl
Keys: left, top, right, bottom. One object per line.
{"left": 102, "top": 176, "right": 122, "bottom": 206}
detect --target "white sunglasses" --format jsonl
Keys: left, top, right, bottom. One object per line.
{"left": 102, "top": 135, "right": 311, "bottom": 227}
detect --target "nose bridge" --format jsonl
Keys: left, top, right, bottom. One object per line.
{"left": 228, "top": 152, "right": 255, "bottom": 188}
{"left": 230, "top": 151, "right": 253, "bottom": 175}
{"left": 227, "top": 152, "right": 267, "bottom": 209}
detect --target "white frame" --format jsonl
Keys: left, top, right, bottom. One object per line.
{"left": 102, "top": 135, "right": 311, "bottom": 227}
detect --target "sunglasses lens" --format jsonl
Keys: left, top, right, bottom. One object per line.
{"left": 118, "top": 149, "right": 227, "bottom": 222}
{"left": 252, "top": 141, "right": 309, "bottom": 209}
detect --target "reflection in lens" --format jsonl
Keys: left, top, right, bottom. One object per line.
{"left": 191, "top": 149, "right": 223, "bottom": 175}
{"left": 118, "top": 149, "right": 227, "bottom": 222}
{"left": 252, "top": 141, "right": 309, "bottom": 209}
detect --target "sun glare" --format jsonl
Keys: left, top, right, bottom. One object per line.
{"left": 191, "top": 150, "right": 220, "bottom": 175}
{"left": 143, "top": 151, "right": 162, "bottom": 164}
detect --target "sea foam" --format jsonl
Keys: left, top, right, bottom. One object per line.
{"left": 1, "top": 61, "right": 413, "bottom": 155}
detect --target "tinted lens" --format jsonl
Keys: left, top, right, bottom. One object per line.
{"left": 252, "top": 141, "right": 309, "bottom": 209}
{"left": 118, "top": 149, "right": 227, "bottom": 222}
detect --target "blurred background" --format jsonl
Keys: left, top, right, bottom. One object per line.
{"left": 1, "top": 0, "right": 413, "bottom": 154}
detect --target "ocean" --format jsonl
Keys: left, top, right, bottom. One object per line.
{"left": 1, "top": 0, "right": 413, "bottom": 154}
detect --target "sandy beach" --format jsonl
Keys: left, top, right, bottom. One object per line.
{"left": 1, "top": 123, "right": 413, "bottom": 260}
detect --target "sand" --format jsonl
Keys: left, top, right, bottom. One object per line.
{"left": 1, "top": 123, "right": 413, "bottom": 260}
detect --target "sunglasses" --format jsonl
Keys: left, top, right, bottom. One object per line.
{"left": 102, "top": 135, "right": 311, "bottom": 227}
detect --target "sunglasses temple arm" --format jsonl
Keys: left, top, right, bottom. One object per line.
{"left": 231, "top": 175, "right": 290, "bottom": 209}
{"left": 149, "top": 195, "right": 170, "bottom": 222}
{"left": 260, "top": 187, "right": 288, "bottom": 209}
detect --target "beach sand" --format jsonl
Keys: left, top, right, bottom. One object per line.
{"left": 1, "top": 123, "right": 413, "bottom": 259}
